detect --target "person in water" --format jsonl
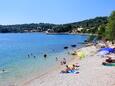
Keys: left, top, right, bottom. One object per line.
{"left": 28, "top": 54, "right": 30, "bottom": 58}
{"left": 63, "top": 58, "right": 66, "bottom": 64}
{"left": 31, "top": 53, "right": 33, "bottom": 56}
{"left": 34, "top": 56, "right": 36, "bottom": 58}
{"left": 2, "top": 69, "right": 6, "bottom": 72}
{"left": 44, "top": 54, "right": 47, "bottom": 59}
{"left": 52, "top": 49, "right": 55, "bottom": 52}
{"left": 56, "top": 57, "right": 58, "bottom": 61}
{"left": 68, "top": 52, "right": 70, "bottom": 55}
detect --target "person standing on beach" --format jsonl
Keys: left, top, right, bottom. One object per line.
{"left": 60, "top": 61, "right": 64, "bottom": 65}
{"left": 63, "top": 58, "right": 66, "bottom": 64}
{"left": 60, "top": 58, "right": 66, "bottom": 65}
{"left": 56, "top": 57, "right": 58, "bottom": 61}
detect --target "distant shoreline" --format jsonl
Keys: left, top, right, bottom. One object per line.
{"left": 46, "top": 32, "right": 96, "bottom": 36}
{"left": 0, "top": 32, "right": 96, "bottom": 37}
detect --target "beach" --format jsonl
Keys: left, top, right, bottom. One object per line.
{"left": 23, "top": 45, "right": 115, "bottom": 86}
{"left": 0, "top": 33, "right": 88, "bottom": 86}
{"left": 1, "top": 33, "right": 115, "bottom": 86}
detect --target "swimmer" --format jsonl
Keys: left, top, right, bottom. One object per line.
{"left": 44, "top": 54, "right": 47, "bottom": 59}
{"left": 28, "top": 54, "right": 30, "bottom": 58}
{"left": 56, "top": 57, "right": 58, "bottom": 61}
{"left": 31, "top": 53, "right": 33, "bottom": 56}
{"left": 63, "top": 58, "right": 66, "bottom": 64}
{"left": 1, "top": 69, "right": 6, "bottom": 73}
{"left": 34, "top": 56, "right": 36, "bottom": 58}
{"left": 52, "top": 49, "right": 55, "bottom": 52}
{"left": 68, "top": 52, "right": 70, "bottom": 55}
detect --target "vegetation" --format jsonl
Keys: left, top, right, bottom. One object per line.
{"left": 106, "top": 11, "right": 115, "bottom": 40}
{"left": 87, "top": 35, "right": 97, "bottom": 42}
{"left": 70, "top": 16, "right": 108, "bottom": 33}
{"left": 0, "top": 10, "right": 115, "bottom": 42}
{"left": 0, "top": 17, "right": 108, "bottom": 33}
{"left": 97, "top": 11, "right": 115, "bottom": 41}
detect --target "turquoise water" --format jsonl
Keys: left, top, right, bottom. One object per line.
{"left": 0, "top": 33, "right": 88, "bottom": 86}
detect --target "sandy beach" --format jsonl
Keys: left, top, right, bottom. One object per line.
{"left": 22, "top": 45, "right": 115, "bottom": 86}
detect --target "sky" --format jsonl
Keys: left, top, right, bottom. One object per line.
{"left": 0, "top": 0, "right": 115, "bottom": 25}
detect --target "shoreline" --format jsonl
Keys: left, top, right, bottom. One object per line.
{"left": 0, "top": 32, "right": 97, "bottom": 36}
{"left": 0, "top": 33, "right": 88, "bottom": 86}
{"left": 23, "top": 45, "right": 115, "bottom": 86}
{"left": 21, "top": 47, "right": 81, "bottom": 86}
{"left": 18, "top": 45, "right": 84, "bottom": 86}
{"left": 22, "top": 45, "right": 95, "bottom": 86}
{"left": 11, "top": 45, "right": 83, "bottom": 86}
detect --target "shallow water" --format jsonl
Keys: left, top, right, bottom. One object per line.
{"left": 0, "top": 33, "right": 88, "bottom": 86}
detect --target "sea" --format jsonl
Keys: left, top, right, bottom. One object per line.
{"left": 0, "top": 33, "right": 88, "bottom": 86}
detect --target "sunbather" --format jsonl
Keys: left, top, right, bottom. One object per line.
{"left": 61, "top": 64, "right": 79, "bottom": 74}
{"left": 106, "top": 57, "right": 115, "bottom": 63}
{"left": 102, "top": 56, "right": 115, "bottom": 66}
{"left": 72, "top": 64, "right": 78, "bottom": 70}
{"left": 61, "top": 65, "right": 71, "bottom": 73}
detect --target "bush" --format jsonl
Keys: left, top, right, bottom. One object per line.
{"left": 87, "top": 35, "right": 97, "bottom": 42}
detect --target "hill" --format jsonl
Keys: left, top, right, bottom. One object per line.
{"left": 0, "top": 16, "right": 108, "bottom": 33}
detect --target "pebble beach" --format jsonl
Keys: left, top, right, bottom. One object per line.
{"left": 23, "top": 45, "right": 115, "bottom": 86}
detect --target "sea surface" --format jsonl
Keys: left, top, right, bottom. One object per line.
{"left": 0, "top": 33, "right": 88, "bottom": 86}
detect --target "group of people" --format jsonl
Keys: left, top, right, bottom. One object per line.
{"left": 102, "top": 56, "right": 115, "bottom": 66}
{"left": 96, "top": 39, "right": 115, "bottom": 66}
{"left": 27, "top": 53, "right": 48, "bottom": 59}
{"left": 27, "top": 53, "right": 36, "bottom": 58}
{"left": 61, "top": 63, "right": 79, "bottom": 74}
{"left": 55, "top": 57, "right": 67, "bottom": 65}
{"left": 60, "top": 58, "right": 66, "bottom": 65}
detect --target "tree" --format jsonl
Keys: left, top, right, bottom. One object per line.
{"left": 0, "top": 17, "right": 108, "bottom": 33}
{"left": 107, "top": 11, "right": 115, "bottom": 40}
{"left": 98, "top": 24, "right": 106, "bottom": 37}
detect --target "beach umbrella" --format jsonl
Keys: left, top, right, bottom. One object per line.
{"left": 100, "top": 48, "right": 115, "bottom": 53}
{"left": 97, "top": 51, "right": 109, "bottom": 56}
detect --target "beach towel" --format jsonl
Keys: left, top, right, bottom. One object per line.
{"left": 67, "top": 70, "right": 79, "bottom": 74}
{"left": 103, "top": 63, "right": 115, "bottom": 66}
